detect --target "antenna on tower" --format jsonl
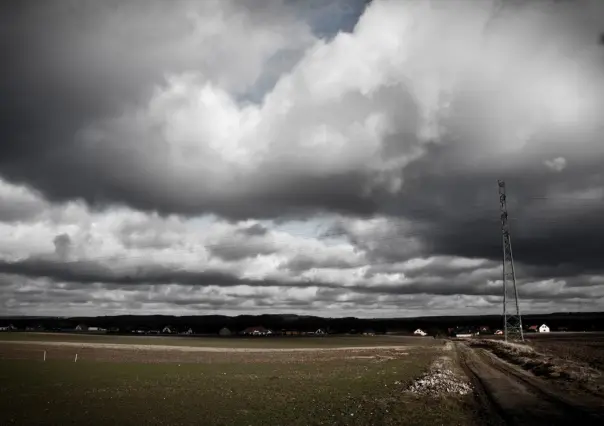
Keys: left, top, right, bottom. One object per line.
{"left": 498, "top": 180, "right": 524, "bottom": 342}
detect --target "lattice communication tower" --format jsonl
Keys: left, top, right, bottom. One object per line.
{"left": 498, "top": 180, "right": 524, "bottom": 342}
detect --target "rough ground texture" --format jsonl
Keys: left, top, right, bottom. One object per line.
{"left": 459, "top": 342, "right": 604, "bottom": 426}
{"left": 527, "top": 333, "right": 604, "bottom": 372}
{"left": 471, "top": 339, "right": 604, "bottom": 397}
{"left": 0, "top": 341, "right": 418, "bottom": 364}
{"left": 0, "top": 342, "right": 481, "bottom": 426}
{"left": 405, "top": 345, "right": 473, "bottom": 397}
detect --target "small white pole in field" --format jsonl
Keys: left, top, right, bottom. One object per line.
{"left": 43, "top": 350, "right": 46, "bottom": 361}
{"left": 74, "top": 353, "right": 78, "bottom": 363}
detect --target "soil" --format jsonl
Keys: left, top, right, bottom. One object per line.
{"left": 0, "top": 339, "right": 414, "bottom": 352}
{"left": 0, "top": 340, "right": 418, "bottom": 364}
{"left": 458, "top": 343, "right": 604, "bottom": 426}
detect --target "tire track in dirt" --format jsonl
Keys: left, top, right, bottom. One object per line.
{"left": 458, "top": 343, "right": 604, "bottom": 426}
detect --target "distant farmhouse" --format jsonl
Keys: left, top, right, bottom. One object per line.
{"left": 527, "top": 324, "right": 550, "bottom": 333}
{"left": 219, "top": 327, "right": 231, "bottom": 337}
{"left": 414, "top": 329, "right": 427, "bottom": 336}
{"left": 242, "top": 326, "right": 271, "bottom": 336}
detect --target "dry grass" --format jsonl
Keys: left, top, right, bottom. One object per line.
{"left": 527, "top": 335, "right": 604, "bottom": 371}
{"left": 472, "top": 339, "right": 604, "bottom": 396}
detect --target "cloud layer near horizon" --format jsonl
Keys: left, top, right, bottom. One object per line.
{"left": 1, "top": 0, "right": 603, "bottom": 317}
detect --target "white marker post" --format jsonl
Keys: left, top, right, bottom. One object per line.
{"left": 43, "top": 351, "right": 46, "bottom": 362}
{"left": 74, "top": 353, "right": 78, "bottom": 363}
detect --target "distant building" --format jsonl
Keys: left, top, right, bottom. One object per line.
{"left": 161, "top": 326, "right": 174, "bottom": 334}
{"left": 455, "top": 328, "right": 476, "bottom": 338}
{"left": 243, "top": 326, "right": 270, "bottom": 336}
{"left": 75, "top": 324, "right": 88, "bottom": 331}
{"left": 494, "top": 330, "right": 503, "bottom": 335}
{"left": 219, "top": 327, "right": 231, "bottom": 336}
{"left": 414, "top": 329, "right": 427, "bottom": 336}
{"left": 315, "top": 329, "right": 326, "bottom": 335}
{"left": 362, "top": 329, "right": 375, "bottom": 336}
{"left": 88, "top": 327, "right": 101, "bottom": 332}
{"left": 527, "top": 325, "right": 539, "bottom": 332}
{"left": 538, "top": 324, "right": 550, "bottom": 333}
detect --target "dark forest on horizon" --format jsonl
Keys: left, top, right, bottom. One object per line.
{"left": 2, "top": 312, "right": 604, "bottom": 335}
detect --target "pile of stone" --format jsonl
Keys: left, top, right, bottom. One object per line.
{"left": 405, "top": 357, "right": 472, "bottom": 396}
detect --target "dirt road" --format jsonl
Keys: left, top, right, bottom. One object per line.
{"left": 458, "top": 343, "right": 604, "bottom": 426}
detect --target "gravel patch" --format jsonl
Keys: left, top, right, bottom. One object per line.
{"left": 404, "top": 355, "right": 472, "bottom": 396}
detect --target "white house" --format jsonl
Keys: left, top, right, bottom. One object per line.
{"left": 243, "top": 326, "right": 269, "bottom": 336}
{"left": 414, "top": 329, "right": 427, "bottom": 336}
{"left": 162, "top": 326, "right": 174, "bottom": 334}
{"left": 538, "top": 324, "right": 550, "bottom": 333}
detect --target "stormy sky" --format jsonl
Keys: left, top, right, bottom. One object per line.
{"left": 1, "top": 0, "right": 603, "bottom": 318}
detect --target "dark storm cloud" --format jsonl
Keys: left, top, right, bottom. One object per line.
{"left": 237, "top": 223, "right": 269, "bottom": 237}
{"left": 208, "top": 242, "right": 278, "bottom": 262}
{"left": 53, "top": 234, "right": 72, "bottom": 259}
{"left": 0, "top": 258, "right": 288, "bottom": 288}
{"left": 1, "top": 253, "right": 600, "bottom": 304}
{"left": 283, "top": 254, "right": 362, "bottom": 273}
{"left": 0, "top": 0, "right": 313, "bottom": 211}
{"left": 384, "top": 157, "right": 604, "bottom": 272}
{"left": 1, "top": 0, "right": 603, "bottom": 318}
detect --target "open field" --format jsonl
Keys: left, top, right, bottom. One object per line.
{"left": 524, "top": 332, "right": 604, "bottom": 371}
{"left": 0, "top": 332, "right": 432, "bottom": 348}
{"left": 0, "top": 338, "right": 479, "bottom": 426}
{"left": 9, "top": 332, "right": 603, "bottom": 424}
